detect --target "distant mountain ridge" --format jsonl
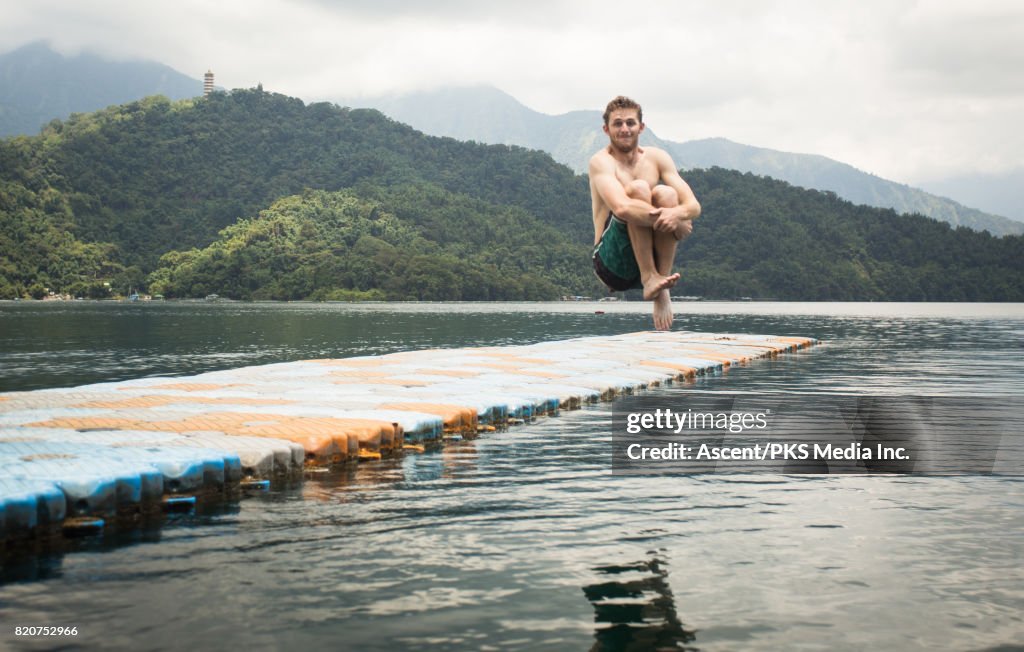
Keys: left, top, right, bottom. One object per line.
{"left": 349, "top": 86, "right": 1024, "bottom": 237}
{"left": 917, "top": 167, "right": 1024, "bottom": 222}
{"left": 0, "top": 41, "right": 201, "bottom": 137}
{"left": 671, "top": 137, "right": 1022, "bottom": 237}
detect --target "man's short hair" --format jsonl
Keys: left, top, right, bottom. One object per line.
{"left": 603, "top": 96, "right": 643, "bottom": 125}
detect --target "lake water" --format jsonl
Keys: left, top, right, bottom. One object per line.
{"left": 1, "top": 301, "right": 1022, "bottom": 651}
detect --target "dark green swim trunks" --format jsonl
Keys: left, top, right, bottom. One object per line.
{"left": 593, "top": 214, "right": 642, "bottom": 291}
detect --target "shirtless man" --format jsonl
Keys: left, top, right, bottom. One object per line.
{"left": 590, "top": 96, "right": 701, "bottom": 330}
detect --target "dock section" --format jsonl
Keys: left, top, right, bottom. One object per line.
{"left": 1, "top": 331, "right": 816, "bottom": 546}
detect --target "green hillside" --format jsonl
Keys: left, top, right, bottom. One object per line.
{"left": 148, "top": 186, "right": 579, "bottom": 301}
{"left": 1, "top": 88, "right": 1021, "bottom": 302}
{"left": 0, "top": 88, "right": 589, "bottom": 299}
{"left": 681, "top": 169, "right": 1023, "bottom": 301}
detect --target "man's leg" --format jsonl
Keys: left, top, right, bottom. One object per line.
{"left": 647, "top": 185, "right": 690, "bottom": 331}
{"left": 623, "top": 180, "right": 679, "bottom": 302}
{"left": 650, "top": 185, "right": 691, "bottom": 279}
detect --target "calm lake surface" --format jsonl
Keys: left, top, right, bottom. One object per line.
{"left": 1, "top": 301, "right": 1022, "bottom": 651}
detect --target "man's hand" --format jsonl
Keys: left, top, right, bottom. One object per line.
{"left": 652, "top": 205, "right": 690, "bottom": 233}
{"left": 648, "top": 207, "right": 663, "bottom": 225}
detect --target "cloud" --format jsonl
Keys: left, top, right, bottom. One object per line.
{"left": 295, "top": 0, "right": 583, "bottom": 25}
{"left": 886, "top": 3, "right": 1024, "bottom": 97}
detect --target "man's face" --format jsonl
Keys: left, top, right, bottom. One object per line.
{"left": 603, "top": 108, "right": 644, "bottom": 153}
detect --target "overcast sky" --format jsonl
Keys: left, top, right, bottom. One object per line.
{"left": 2, "top": 0, "right": 1021, "bottom": 184}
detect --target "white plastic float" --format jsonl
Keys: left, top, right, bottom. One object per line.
{"left": 1, "top": 330, "right": 817, "bottom": 545}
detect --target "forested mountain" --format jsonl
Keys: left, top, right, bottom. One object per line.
{"left": 148, "top": 186, "right": 576, "bottom": 301}
{"left": 681, "top": 169, "right": 1023, "bottom": 301}
{"left": 351, "top": 85, "right": 1024, "bottom": 237}
{"left": 0, "top": 42, "right": 201, "bottom": 138}
{"left": 1, "top": 88, "right": 1021, "bottom": 302}
{"left": 0, "top": 88, "right": 588, "bottom": 300}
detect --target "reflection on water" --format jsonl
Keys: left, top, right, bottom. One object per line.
{"left": 1, "top": 498, "right": 244, "bottom": 584}
{"left": 1, "top": 302, "right": 1022, "bottom": 651}
{"left": 583, "top": 555, "right": 697, "bottom": 651}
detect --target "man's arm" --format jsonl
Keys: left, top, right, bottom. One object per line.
{"left": 651, "top": 149, "right": 701, "bottom": 232}
{"left": 588, "top": 155, "right": 659, "bottom": 227}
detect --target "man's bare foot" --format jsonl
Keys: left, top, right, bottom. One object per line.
{"left": 642, "top": 272, "right": 680, "bottom": 301}
{"left": 652, "top": 289, "right": 673, "bottom": 331}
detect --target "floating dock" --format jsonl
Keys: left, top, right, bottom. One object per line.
{"left": 1, "top": 331, "right": 816, "bottom": 548}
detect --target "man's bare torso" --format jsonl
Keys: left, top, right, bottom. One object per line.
{"left": 589, "top": 146, "right": 665, "bottom": 244}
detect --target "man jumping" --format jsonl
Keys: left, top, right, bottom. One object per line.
{"left": 589, "top": 96, "right": 701, "bottom": 330}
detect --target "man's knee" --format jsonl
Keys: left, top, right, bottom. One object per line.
{"left": 652, "top": 185, "right": 679, "bottom": 207}
{"left": 625, "top": 179, "right": 652, "bottom": 200}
